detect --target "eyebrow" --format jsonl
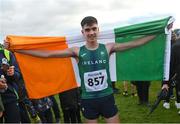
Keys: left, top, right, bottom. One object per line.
{"left": 84, "top": 27, "right": 97, "bottom": 31}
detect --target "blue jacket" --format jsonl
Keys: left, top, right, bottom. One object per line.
{"left": 0, "top": 50, "right": 21, "bottom": 104}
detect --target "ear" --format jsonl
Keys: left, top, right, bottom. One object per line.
{"left": 81, "top": 29, "right": 84, "bottom": 34}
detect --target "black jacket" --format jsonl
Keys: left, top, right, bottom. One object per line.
{"left": 169, "top": 40, "right": 180, "bottom": 81}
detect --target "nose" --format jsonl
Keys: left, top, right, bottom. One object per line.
{"left": 88, "top": 29, "right": 95, "bottom": 35}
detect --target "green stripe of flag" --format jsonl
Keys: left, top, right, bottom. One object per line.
{"left": 114, "top": 17, "right": 171, "bottom": 81}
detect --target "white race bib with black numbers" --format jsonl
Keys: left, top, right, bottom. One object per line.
{"left": 84, "top": 69, "right": 108, "bottom": 92}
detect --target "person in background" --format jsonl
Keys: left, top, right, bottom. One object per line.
{"left": 31, "top": 96, "right": 53, "bottom": 123}
{"left": 163, "top": 30, "right": 178, "bottom": 109}
{"left": 0, "top": 46, "right": 21, "bottom": 123}
{"left": 112, "top": 81, "right": 120, "bottom": 94}
{"left": 59, "top": 87, "right": 81, "bottom": 123}
{"left": 132, "top": 81, "right": 151, "bottom": 106}
{"left": 122, "top": 81, "right": 137, "bottom": 97}
{"left": 0, "top": 68, "right": 7, "bottom": 118}
{"left": 162, "top": 30, "right": 180, "bottom": 115}
{"left": 14, "top": 77, "right": 40, "bottom": 123}
{"left": 49, "top": 95, "right": 61, "bottom": 123}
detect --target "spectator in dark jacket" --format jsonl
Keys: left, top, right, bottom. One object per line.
{"left": 162, "top": 31, "right": 180, "bottom": 114}
{"left": 0, "top": 47, "right": 21, "bottom": 123}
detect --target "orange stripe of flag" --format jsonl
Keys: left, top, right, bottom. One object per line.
{"left": 7, "top": 35, "right": 78, "bottom": 99}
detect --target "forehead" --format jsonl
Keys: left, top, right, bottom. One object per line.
{"left": 83, "top": 23, "right": 98, "bottom": 29}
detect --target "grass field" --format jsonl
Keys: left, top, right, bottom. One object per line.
{"left": 55, "top": 81, "right": 180, "bottom": 123}
{"left": 113, "top": 81, "right": 180, "bottom": 123}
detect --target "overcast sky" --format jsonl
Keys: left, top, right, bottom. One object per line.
{"left": 0, "top": 0, "right": 179, "bottom": 43}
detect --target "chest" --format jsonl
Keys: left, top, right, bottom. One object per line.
{"left": 79, "top": 49, "right": 108, "bottom": 66}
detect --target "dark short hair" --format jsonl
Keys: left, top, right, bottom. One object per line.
{"left": 81, "top": 16, "right": 98, "bottom": 27}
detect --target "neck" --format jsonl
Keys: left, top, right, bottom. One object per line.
{"left": 86, "top": 40, "right": 99, "bottom": 50}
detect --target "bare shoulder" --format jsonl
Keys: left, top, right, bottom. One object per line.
{"left": 105, "top": 42, "right": 116, "bottom": 54}
{"left": 71, "top": 46, "right": 80, "bottom": 52}
{"left": 70, "top": 46, "right": 80, "bottom": 57}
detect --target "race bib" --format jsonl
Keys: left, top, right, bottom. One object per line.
{"left": 84, "top": 69, "right": 108, "bottom": 92}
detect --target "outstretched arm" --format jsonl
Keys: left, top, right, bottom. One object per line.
{"left": 16, "top": 47, "right": 79, "bottom": 58}
{"left": 3, "top": 39, "right": 79, "bottom": 58}
{"left": 107, "top": 35, "right": 156, "bottom": 54}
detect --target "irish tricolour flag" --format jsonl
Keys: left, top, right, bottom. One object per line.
{"left": 6, "top": 16, "right": 173, "bottom": 98}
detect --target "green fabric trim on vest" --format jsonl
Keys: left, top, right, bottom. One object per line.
{"left": 4, "top": 49, "right": 10, "bottom": 62}
{"left": 13, "top": 88, "right": 19, "bottom": 100}
{"left": 0, "top": 47, "right": 10, "bottom": 62}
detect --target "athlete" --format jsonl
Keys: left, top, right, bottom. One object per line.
{"left": 4, "top": 16, "right": 155, "bottom": 123}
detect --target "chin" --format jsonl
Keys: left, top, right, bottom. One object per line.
{"left": 89, "top": 38, "right": 97, "bottom": 42}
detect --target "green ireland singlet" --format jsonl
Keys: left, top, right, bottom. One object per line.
{"left": 78, "top": 43, "right": 113, "bottom": 99}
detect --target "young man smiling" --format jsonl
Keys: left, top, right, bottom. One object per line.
{"left": 5, "top": 16, "right": 155, "bottom": 123}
